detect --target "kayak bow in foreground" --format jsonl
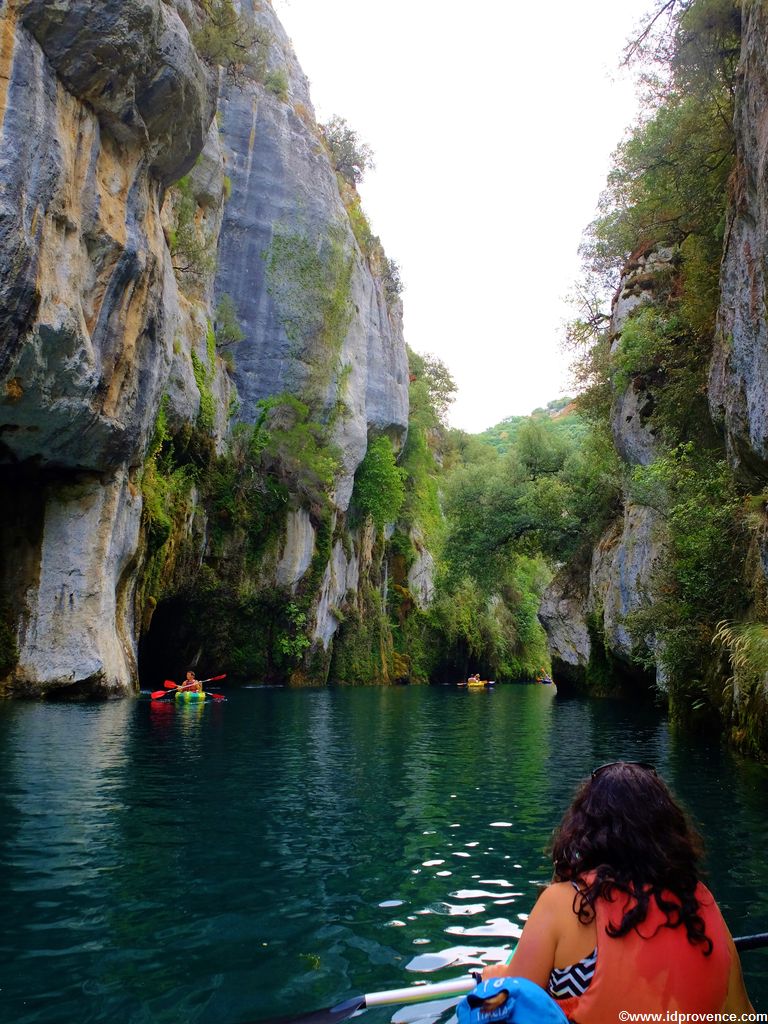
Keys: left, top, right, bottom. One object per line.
{"left": 243, "top": 931, "right": 768, "bottom": 1024}
{"left": 244, "top": 975, "right": 477, "bottom": 1024}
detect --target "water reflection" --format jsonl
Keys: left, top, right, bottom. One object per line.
{"left": 0, "top": 687, "right": 766, "bottom": 1024}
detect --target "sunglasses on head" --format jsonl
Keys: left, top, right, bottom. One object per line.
{"left": 591, "top": 760, "right": 657, "bottom": 780}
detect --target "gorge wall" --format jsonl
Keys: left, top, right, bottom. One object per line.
{"left": 0, "top": 0, "right": 419, "bottom": 697}
{"left": 539, "top": 0, "right": 768, "bottom": 750}
{"left": 539, "top": 250, "right": 671, "bottom": 695}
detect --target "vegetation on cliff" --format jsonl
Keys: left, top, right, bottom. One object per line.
{"left": 191, "top": 0, "right": 270, "bottom": 85}
{"left": 427, "top": 399, "right": 622, "bottom": 682}
{"left": 138, "top": 93, "right": 404, "bottom": 686}
{"left": 337, "top": 354, "right": 573, "bottom": 685}
{"left": 264, "top": 226, "right": 354, "bottom": 413}
{"left": 532, "top": 0, "right": 768, "bottom": 754}
{"left": 568, "top": 0, "right": 744, "bottom": 708}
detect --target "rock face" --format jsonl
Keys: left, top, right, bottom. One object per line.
{"left": 589, "top": 504, "right": 666, "bottom": 661}
{"left": 608, "top": 247, "right": 676, "bottom": 468}
{"left": 18, "top": 0, "right": 214, "bottom": 185}
{"left": 710, "top": 1, "right": 768, "bottom": 482}
{"left": 537, "top": 568, "right": 591, "bottom": 683}
{"left": 540, "top": 251, "right": 672, "bottom": 692}
{"left": 407, "top": 527, "right": 435, "bottom": 610}
{"left": 0, "top": 0, "right": 414, "bottom": 696}
{"left": 314, "top": 534, "right": 360, "bottom": 650}
{"left": 0, "top": 1, "right": 220, "bottom": 696}
{"left": 13, "top": 471, "right": 142, "bottom": 696}
{"left": 1, "top": 20, "right": 182, "bottom": 468}
{"left": 276, "top": 509, "right": 316, "bottom": 589}
{"left": 540, "top": 504, "right": 665, "bottom": 690}
{"left": 215, "top": 2, "right": 409, "bottom": 509}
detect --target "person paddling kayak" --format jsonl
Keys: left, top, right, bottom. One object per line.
{"left": 483, "top": 761, "right": 754, "bottom": 1020}
{"left": 177, "top": 670, "right": 202, "bottom": 693}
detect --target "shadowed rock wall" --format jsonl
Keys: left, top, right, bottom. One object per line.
{"left": 710, "top": 0, "right": 768, "bottom": 483}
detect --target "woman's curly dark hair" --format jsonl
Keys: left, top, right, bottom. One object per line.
{"left": 550, "top": 762, "right": 712, "bottom": 953}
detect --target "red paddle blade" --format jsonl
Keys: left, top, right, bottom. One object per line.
{"left": 151, "top": 689, "right": 170, "bottom": 699}
{"left": 164, "top": 680, "right": 178, "bottom": 689}
{"left": 201, "top": 674, "right": 226, "bottom": 683}
{"left": 210, "top": 693, "right": 226, "bottom": 701}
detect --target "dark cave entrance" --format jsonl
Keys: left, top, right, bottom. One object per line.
{"left": 137, "top": 597, "right": 211, "bottom": 691}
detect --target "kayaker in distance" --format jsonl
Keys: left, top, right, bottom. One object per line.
{"left": 177, "top": 670, "right": 202, "bottom": 693}
{"left": 483, "top": 761, "right": 753, "bottom": 1020}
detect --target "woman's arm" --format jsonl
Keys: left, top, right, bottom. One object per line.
{"left": 482, "top": 884, "right": 564, "bottom": 988}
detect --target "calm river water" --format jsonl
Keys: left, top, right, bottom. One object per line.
{"left": 1, "top": 685, "right": 767, "bottom": 1024}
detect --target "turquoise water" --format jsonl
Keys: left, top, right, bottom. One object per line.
{"left": 1, "top": 685, "right": 767, "bottom": 1023}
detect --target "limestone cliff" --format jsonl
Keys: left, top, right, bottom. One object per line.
{"left": 0, "top": 0, "right": 414, "bottom": 696}
{"left": 539, "top": 1, "right": 768, "bottom": 719}
{"left": 710, "top": 1, "right": 768, "bottom": 483}
{"left": 706, "top": 0, "right": 768, "bottom": 748}
{"left": 0, "top": 0, "right": 220, "bottom": 695}
{"left": 215, "top": 2, "right": 408, "bottom": 508}
{"left": 539, "top": 251, "right": 670, "bottom": 694}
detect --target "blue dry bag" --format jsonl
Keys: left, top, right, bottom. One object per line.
{"left": 456, "top": 976, "right": 569, "bottom": 1024}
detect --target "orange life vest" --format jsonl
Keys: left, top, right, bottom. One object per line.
{"left": 555, "top": 880, "right": 731, "bottom": 1023}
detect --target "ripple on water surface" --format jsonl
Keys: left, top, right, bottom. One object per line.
{"left": 0, "top": 686, "right": 767, "bottom": 1023}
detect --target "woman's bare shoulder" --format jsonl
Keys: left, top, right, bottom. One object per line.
{"left": 529, "top": 881, "right": 579, "bottom": 916}
{"left": 538, "top": 881, "right": 578, "bottom": 902}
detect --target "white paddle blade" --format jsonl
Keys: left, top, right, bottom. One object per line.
{"left": 364, "top": 975, "right": 476, "bottom": 1008}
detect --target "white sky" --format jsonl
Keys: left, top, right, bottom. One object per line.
{"left": 272, "top": 0, "right": 646, "bottom": 433}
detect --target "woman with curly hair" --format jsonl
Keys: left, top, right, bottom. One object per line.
{"left": 484, "top": 761, "right": 753, "bottom": 1021}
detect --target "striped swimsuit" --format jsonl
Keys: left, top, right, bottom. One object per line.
{"left": 548, "top": 946, "right": 597, "bottom": 999}
{"left": 548, "top": 882, "right": 596, "bottom": 1000}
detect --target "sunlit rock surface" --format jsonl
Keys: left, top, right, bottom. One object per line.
{"left": 19, "top": 0, "right": 214, "bottom": 184}
{"left": 0, "top": 1, "right": 218, "bottom": 695}
{"left": 0, "top": 0, "right": 412, "bottom": 695}
{"left": 214, "top": 1, "right": 409, "bottom": 511}
{"left": 276, "top": 509, "right": 316, "bottom": 590}
{"left": 537, "top": 568, "right": 591, "bottom": 684}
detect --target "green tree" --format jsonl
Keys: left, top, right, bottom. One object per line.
{"left": 515, "top": 419, "right": 572, "bottom": 480}
{"left": 625, "top": 444, "right": 747, "bottom": 714}
{"left": 381, "top": 256, "right": 403, "bottom": 303}
{"left": 321, "top": 116, "right": 375, "bottom": 185}
{"left": 407, "top": 348, "right": 457, "bottom": 428}
{"left": 581, "top": 0, "right": 738, "bottom": 291}
{"left": 353, "top": 436, "right": 406, "bottom": 530}
{"left": 214, "top": 293, "right": 245, "bottom": 348}
{"left": 168, "top": 177, "right": 215, "bottom": 280}
{"left": 194, "top": 0, "right": 269, "bottom": 85}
